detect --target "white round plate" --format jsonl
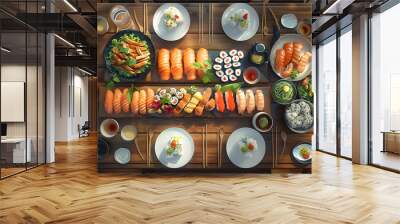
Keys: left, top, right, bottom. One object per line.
{"left": 153, "top": 3, "right": 190, "bottom": 41}
{"left": 270, "top": 34, "right": 312, "bottom": 81}
{"left": 155, "top": 127, "right": 194, "bottom": 168}
{"left": 114, "top": 148, "right": 131, "bottom": 164}
{"left": 221, "top": 3, "right": 259, "bottom": 41}
{"left": 226, "top": 128, "right": 266, "bottom": 168}
{"left": 281, "top": 13, "right": 298, "bottom": 29}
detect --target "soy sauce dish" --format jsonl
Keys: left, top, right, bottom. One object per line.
{"left": 252, "top": 112, "right": 273, "bottom": 133}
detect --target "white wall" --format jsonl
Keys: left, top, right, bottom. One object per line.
{"left": 54, "top": 67, "right": 89, "bottom": 141}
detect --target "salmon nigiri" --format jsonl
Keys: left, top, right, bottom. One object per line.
{"left": 113, "top": 88, "right": 122, "bottom": 114}
{"left": 215, "top": 90, "right": 225, "bottom": 113}
{"left": 225, "top": 89, "right": 236, "bottom": 112}
{"left": 121, "top": 88, "right": 130, "bottom": 113}
{"left": 183, "top": 48, "right": 196, "bottom": 80}
{"left": 104, "top": 89, "right": 114, "bottom": 114}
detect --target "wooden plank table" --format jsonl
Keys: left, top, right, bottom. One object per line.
{"left": 97, "top": 2, "right": 312, "bottom": 173}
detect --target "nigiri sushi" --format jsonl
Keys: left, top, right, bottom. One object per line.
{"left": 255, "top": 90, "right": 265, "bottom": 111}
{"left": 245, "top": 89, "right": 255, "bottom": 114}
{"left": 215, "top": 90, "right": 225, "bottom": 113}
{"left": 236, "top": 89, "right": 246, "bottom": 114}
{"left": 225, "top": 89, "right": 236, "bottom": 112}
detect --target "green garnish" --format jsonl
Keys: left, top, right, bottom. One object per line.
{"left": 219, "top": 82, "right": 243, "bottom": 93}
{"left": 186, "top": 86, "right": 198, "bottom": 95}
{"left": 193, "top": 59, "right": 215, "bottom": 84}
{"left": 127, "top": 58, "right": 137, "bottom": 66}
{"left": 272, "top": 80, "right": 295, "bottom": 104}
{"left": 259, "top": 117, "right": 269, "bottom": 129}
{"left": 290, "top": 69, "right": 299, "bottom": 79}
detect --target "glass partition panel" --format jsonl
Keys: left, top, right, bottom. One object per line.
{"left": 317, "top": 36, "right": 337, "bottom": 154}
{"left": 371, "top": 4, "right": 400, "bottom": 171}
{"left": 339, "top": 28, "right": 352, "bottom": 158}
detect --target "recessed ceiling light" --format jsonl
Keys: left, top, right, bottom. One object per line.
{"left": 63, "top": 0, "right": 78, "bottom": 12}
{"left": 54, "top": 34, "right": 75, "bottom": 48}
{"left": 1, "top": 47, "right": 11, "bottom": 53}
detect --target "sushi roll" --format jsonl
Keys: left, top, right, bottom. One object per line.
{"left": 219, "top": 51, "right": 228, "bottom": 59}
{"left": 235, "top": 69, "right": 242, "bottom": 77}
{"left": 176, "top": 91, "right": 184, "bottom": 99}
{"left": 238, "top": 50, "right": 244, "bottom": 59}
{"left": 224, "top": 63, "right": 232, "bottom": 69}
{"left": 171, "top": 96, "right": 179, "bottom": 106}
{"left": 158, "top": 89, "right": 167, "bottom": 97}
{"left": 154, "top": 95, "right": 161, "bottom": 101}
{"left": 224, "top": 57, "right": 232, "bottom": 64}
{"left": 232, "top": 56, "right": 240, "bottom": 62}
{"left": 226, "top": 68, "right": 234, "bottom": 76}
{"left": 229, "top": 75, "right": 237, "bottom": 82}
{"left": 214, "top": 57, "right": 223, "bottom": 64}
{"left": 169, "top": 87, "right": 177, "bottom": 95}
{"left": 216, "top": 70, "right": 224, "bottom": 77}
{"left": 179, "top": 88, "right": 187, "bottom": 95}
{"left": 221, "top": 75, "right": 229, "bottom": 82}
{"left": 229, "top": 49, "right": 238, "bottom": 56}
{"left": 165, "top": 93, "right": 172, "bottom": 99}
{"left": 233, "top": 62, "right": 241, "bottom": 68}
{"left": 213, "top": 64, "right": 222, "bottom": 71}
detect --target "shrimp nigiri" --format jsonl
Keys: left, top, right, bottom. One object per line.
{"left": 245, "top": 89, "right": 255, "bottom": 114}
{"left": 255, "top": 90, "right": 265, "bottom": 111}
{"left": 236, "top": 89, "right": 246, "bottom": 114}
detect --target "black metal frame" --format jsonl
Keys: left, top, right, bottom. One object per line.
{"left": 0, "top": 0, "right": 47, "bottom": 180}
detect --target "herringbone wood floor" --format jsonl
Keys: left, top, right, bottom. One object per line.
{"left": 1, "top": 135, "right": 399, "bottom": 224}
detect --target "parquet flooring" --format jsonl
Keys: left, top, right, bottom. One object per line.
{"left": 1, "top": 135, "right": 400, "bottom": 224}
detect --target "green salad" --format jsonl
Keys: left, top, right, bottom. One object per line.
{"left": 272, "top": 80, "right": 296, "bottom": 104}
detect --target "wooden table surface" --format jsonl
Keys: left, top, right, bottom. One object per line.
{"left": 97, "top": 2, "right": 312, "bottom": 173}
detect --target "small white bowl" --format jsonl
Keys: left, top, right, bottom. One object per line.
{"left": 252, "top": 112, "right": 273, "bottom": 133}
{"left": 243, "top": 67, "right": 261, "bottom": 85}
{"left": 100, "top": 119, "right": 119, "bottom": 138}
{"left": 121, "top": 125, "right": 138, "bottom": 141}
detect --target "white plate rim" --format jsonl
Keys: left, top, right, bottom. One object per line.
{"left": 152, "top": 3, "right": 190, "bottom": 41}
{"left": 221, "top": 3, "right": 259, "bottom": 41}
{"left": 155, "top": 127, "right": 195, "bottom": 168}
{"left": 226, "top": 127, "right": 266, "bottom": 168}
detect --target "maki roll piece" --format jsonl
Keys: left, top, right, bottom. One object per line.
{"left": 215, "top": 57, "right": 223, "bottom": 64}
{"left": 224, "top": 63, "right": 232, "bottom": 69}
{"left": 216, "top": 70, "right": 224, "bottom": 78}
{"left": 235, "top": 69, "right": 242, "bottom": 77}
{"left": 213, "top": 64, "right": 222, "bottom": 71}
{"left": 229, "top": 49, "right": 238, "bottom": 56}
{"left": 179, "top": 88, "right": 187, "bottom": 95}
{"left": 237, "top": 50, "right": 244, "bottom": 59}
{"left": 225, "top": 68, "right": 234, "bottom": 76}
{"left": 169, "top": 87, "right": 177, "bottom": 95}
{"left": 221, "top": 75, "right": 229, "bottom": 82}
{"left": 229, "top": 75, "right": 238, "bottom": 82}
{"left": 165, "top": 93, "right": 172, "bottom": 100}
{"left": 233, "top": 62, "right": 241, "bottom": 68}
{"left": 171, "top": 96, "right": 179, "bottom": 106}
{"left": 219, "top": 51, "right": 228, "bottom": 59}
{"left": 158, "top": 89, "right": 167, "bottom": 97}
{"left": 175, "top": 91, "right": 184, "bottom": 99}
{"left": 232, "top": 56, "right": 240, "bottom": 62}
{"left": 224, "top": 57, "right": 232, "bottom": 64}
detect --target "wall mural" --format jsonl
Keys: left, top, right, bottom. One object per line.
{"left": 97, "top": 2, "right": 313, "bottom": 173}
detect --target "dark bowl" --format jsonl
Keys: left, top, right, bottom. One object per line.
{"left": 103, "top": 30, "right": 155, "bottom": 82}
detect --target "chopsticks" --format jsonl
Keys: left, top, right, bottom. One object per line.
{"left": 132, "top": 9, "right": 143, "bottom": 32}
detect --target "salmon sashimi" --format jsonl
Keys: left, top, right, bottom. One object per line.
{"left": 292, "top": 42, "right": 304, "bottom": 65}
{"left": 275, "top": 49, "right": 286, "bottom": 73}
{"left": 283, "top": 42, "right": 293, "bottom": 66}
{"left": 297, "top": 52, "right": 311, "bottom": 73}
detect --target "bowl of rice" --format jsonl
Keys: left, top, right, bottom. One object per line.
{"left": 284, "top": 99, "right": 313, "bottom": 133}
